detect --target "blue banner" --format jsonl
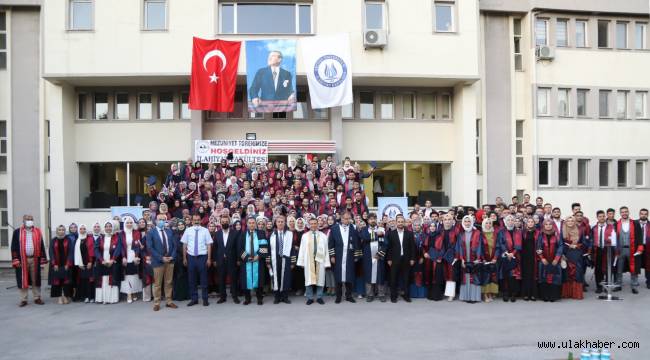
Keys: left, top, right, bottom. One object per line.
{"left": 377, "top": 197, "right": 408, "bottom": 220}
{"left": 245, "top": 39, "right": 297, "bottom": 113}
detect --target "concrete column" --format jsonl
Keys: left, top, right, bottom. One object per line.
{"left": 451, "top": 83, "right": 478, "bottom": 206}
{"left": 190, "top": 110, "right": 203, "bottom": 158}
{"left": 330, "top": 106, "right": 343, "bottom": 162}
{"left": 10, "top": 9, "right": 41, "bottom": 225}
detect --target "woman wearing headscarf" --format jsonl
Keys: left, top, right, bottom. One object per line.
{"left": 438, "top": 214, "right": 459, "bottom": 301}
{"left": 456, "top": 216, "right": 483, "bottom": 303}
{"left": 424, "top": 221, "right": 446, "bottom": 301}
{"left": 480, "top": 218, "right": 498, "bottom": 302}
{"left": 94, "top": 220, "right": 122, "bottom": 304}
{"left": 73, "top": 224, "right": 95, "bottom": 303}
{"left": 66, "top": 223, "right": 79, "bottom": 298}
{"left": 119, "top": 217, "right": 143, "bottom": 303}
{"left": 561, "top": 216, "right": 585, "bottom": 300}
{"left": 293, "top": 216, "right": 308, "bottom": 296}
{"left": 497, "top": 214, "right": 522, "bottom": 302}
{"left": 520, "top": 217, "right": 539, "bottom": 301}
{"left": 50, "top": 225, "right": 74, "bottom": 304}
{"left": 173, "top": 220, "right": 190, "bottom": 301}
{"left": 137, "top": 218, "right": 153, "bottom": 302}
{"left": 537, "top": 219, "right": 564, "bottom": 302}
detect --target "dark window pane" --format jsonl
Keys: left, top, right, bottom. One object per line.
{"left": 599, "top": 160, "right": 609, "bottom": 186}
{"left": 617, "top": 161, "right": 628, "bottom": 187}
{"left": 0, "top": 12, "right": 6, "bottom": 31}
{"left": 1, "top": 140, "right": 6, "bottom": 153}
{"left": 0, "top": 121, "right": 5, "bottom": 137}
{"left": 558, "top": 160, "right": 569, "bottom": 186}
{"left": 0, "top": 190, "right": 6, "bottom": 208}
{"left": 598, "top": 21, "right": 609, "bottom": 47}
{"left": 0, "top": 34, "right": 6, "bottom": 50}
{"left": 1, "top": 229, "right": 8, "bottom": 247}
{"left": 94, "top": 93, "right": 108, "bottom": 120}
{"left": 78, "top": 94, "right": 87, "bottom": 119}
{"left": 0, "top": 52, "right": 6, "bottom": 69}
{"left": 538, "top": 160, "right": 549, "bottom": 185}
{"left": 0, "top": 156, "right": 6, "bottom": 172}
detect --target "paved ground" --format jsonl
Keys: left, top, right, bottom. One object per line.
{"left": 0, "top": 270, "right": 648, "bottom": 360}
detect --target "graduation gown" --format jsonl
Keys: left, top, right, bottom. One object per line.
{"left": 49, "top": 237, "right": 74, "bottom": 287}
{"left": 328, "top": 224, "right": 361, "bottom": 284}
{"left": 497, "top": 229, "right": 522, "bottom": 280}
{"left": 455, "top": 229, "right": 483, "bottom": 285}
{"left": 360, "top": 226, "right": 387, "bottom": 284}
{"left": 412, "top": 231, "right": 426, "bottom": 287}
{"left": 480, "top": 231, "right": 498, "bottom": 286}
{"left": 11, "top": 226, "right": 48, "bottom": 289}
{"left": 537, "top": 233, "right": 563, "bottom": 285}
{"left": 239, "top": 230, "right": 268, "bottom": 290}
{"left": 297, "top": 230, "right": 331, "bottom": 287}
{"left": 427, "top": 230, "right": 449, "bottom": 285}
{"left": 93, "top": 234, "right": 123, "bottom": 287}
{"left": 268, "top": 229, "right": 296, "bottom": 291}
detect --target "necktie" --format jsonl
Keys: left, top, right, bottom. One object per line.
{"left": 194, "top": 228, "right": 199, "bottom": 256}
{"left": 162, "top": 230, "right": 168, "bottom": 256}
{"left": 278, "top": 231, "right": 284, "bottom": 256}
{"left": 272, "top": 70, "right": 278, "bottom": 89}
{"left": 370, "top": 228, "right": 375, "bottom": 241}
{"left": 600, "top": 226, "right": 605, "bottom": 247}
{"left": 313, "top": 232, "right": 317, "bottom": 257}
{"left": 249, "top": 232, "right": 254, "bottom": 260}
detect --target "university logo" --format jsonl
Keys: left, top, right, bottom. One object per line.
{"left": 382, "top": 203, "right": 404, "bottom": 220}
{"left": 313, "top": 54, "right": 347, "bottom": 88}
{"left": 196, "top": 141, "right": 210, "bottom": 155}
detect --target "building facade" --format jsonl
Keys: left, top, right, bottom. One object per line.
{"left": 0, "top": 0, "right": 648, "bottom": 262}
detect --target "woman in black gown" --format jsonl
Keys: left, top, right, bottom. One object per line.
{"left": 520, "top": 217, "right": 538, "bottom": 301}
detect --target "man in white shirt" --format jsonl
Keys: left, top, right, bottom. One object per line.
{"left": 182, "top": 214, "right": 213, "bottom": 306}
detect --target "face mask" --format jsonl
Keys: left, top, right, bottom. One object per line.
{"left": 25, "top": 220, "right": 34, "bottom": 228}
{"left": 222, "top": 223, "right": 229, "bottom": 230}
{"left": 157, "top": 220, "right": 165, "bottom": 229}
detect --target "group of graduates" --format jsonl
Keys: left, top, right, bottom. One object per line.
{"left": 10, "top": 156, "right": 650, "bottom": 308}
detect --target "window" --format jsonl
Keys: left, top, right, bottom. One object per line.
{"left": 576, "top": 89, "right": 588, "bottom": 116}
{"left": 220, "top": 3, "right": 312, "bottom": 34}
{"left": 598, "top": 20, "right": 610, "bottom": 48}
{"left": 515, "top": 120, "right": 524, "bottom": 174}
{"left": 143, "top": 0, "right": 167, "bottom": 31}
{"left": 421, "top": 94, "right": 436, "bottom": 119}
{"left": 342, "top": 102, "right": 353, "bottom": 119}
{"left": 0, "top": 12, "right": 6, "bottom": 69}
{"left": 599, "top": 160, "right": 610, "bottom": 187}
{"left": 0, "top": 190, "right": 7, "bottom": 247}
{"left": 616, "top": 91, "right": 628, "bottom": 119}
{"left": 557, "top": 88, "right": 570, "bottom": 117}
{"left": 635, "top": 91, "right": 647, "bottom": 118}
{"left": 312, "top": 108, "right": 328, "bottom": 120}
{"left": 577, "top": 159, "right": 589, "bottom": 186}
{"left": 440, "top": 94, "right": 451, "bottom": 119}
{"left": 538, "top": 159, "right": 551, "bottom": 186}
{"left": 78, "top": 93, "right": 87, "bottom": 119}
{"left": 617, "top": 160, "right": 628, "bottom": 187}
{"left": 599, "top": 90, "right": 610, "bottom": 117}
{"left": 294, "top": 90, "right": 307, "bottom": 119}
{"left": 0, "top": 121, "right": 6, "bottom": 172}
{"left": 402, "top": 93, "right": 415, "bottom": 119}
{"left": 537, "top": 88, "right": 550, "bottom": 116}
{"left": 636, "top": 161, "right": 646, "bottom": 186}
{"left": 359, "top": 92, "right": 374, "bottom": 119}
{"left": 513, "top": 18, "right": 523, "bottom": 70}
{"left": 115, "top": 93, "right": 129, "bottom": 120}
{"left": 434, "top": 1, "right": 455, "bottom": 32}
{"left": 535, "top": 18, "right": 548, "bottom": 46}
{"left": 365, "top": 2, "right": 385, "bottom": 30}
{"left": 576, "top": 20, "right": 588, "bottom": 47}
{"left": 181, "top": 92, "right": 190, "bottom": 119}
{"left": 158, "top": 92, "right": 174, "bottom": 119}
{"left": 380, "top": 94, "right": 394, "bottom": 119}
{"left": 635, "top": 23, "right": 647, "bottom": 49}
{"left": 69, "top": 0, "right": 93, "bottom": 30}
{"left": 616, "top": 22, "right": 628, "bottom": 49}
{"left": 556, "top": 19, "right": 568, "bottom": 47}
{"left": 93, "top": 93, "right": 108, "bottom": 120}
{"left": 138, "top": 93, "right": 152, "bottom": 119}
{"left": 558, "top": 159, "right": 570, "bottom": 186}
{"left": 476, "top": 119, "right": 481, "bottom": 174}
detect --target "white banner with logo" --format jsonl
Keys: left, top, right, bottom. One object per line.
{"left": 300, "top": 33, "right": 353, "bottom": 109}
{"left": 194, "top": 140, "right": 269, "bottom": 164}
{"left": 377, "top": 197, "right": 409, "bottom": 220}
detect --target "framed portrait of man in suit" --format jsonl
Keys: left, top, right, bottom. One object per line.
{"left": 246, "top": 39, "right": 297, "bottom": 113}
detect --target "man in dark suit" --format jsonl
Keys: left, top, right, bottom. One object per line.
{"left": 147, "top": 213, "right": 178, "bottom": 311}
{"left": 213, "top": 214, "right": 241, "bottom": 304}
{"left": 386, "top": 214, "right": 416, "bottom": 303}
{"left": 328, "top": 211, "right": 361, "bottom": 303}
{"left": 249, "top": 50, "right": 295, "bottom": 106}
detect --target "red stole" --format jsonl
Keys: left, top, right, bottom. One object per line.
{"left": 457, "top": 229, "right": 482, "bottom": 262}
{"left": 16, "top": 226, "right": 44, "bottom": 289}
{"left": 540, "top": 233, "right": 560, "bottom": 262}
{"left": 617, "top": 219, "right": 638, "bottom": 273}
{"left": 51, "top": 237, "right": 73, "bottom": 267}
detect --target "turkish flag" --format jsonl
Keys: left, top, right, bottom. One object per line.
{"left": 189, "top": 37, "right": 241, "bottom": 112}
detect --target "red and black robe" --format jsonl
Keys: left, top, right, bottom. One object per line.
{"left": 11, "top": 226, "right": 48, "bottom": 289}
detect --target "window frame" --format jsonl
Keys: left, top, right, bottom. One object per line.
{"left": 433, "top": 0, "right": 456, "bottom": 33}
{"left": 515, "top": 120, "right": 524, "bottom": 175}
{"left": 599, "top": 90, "right": 611, "bottom": 118}
{"left": 114, "top": 92, "right": 130, "bottom": 120}
{"left": 157, "top": 91, "right": 175, "bottom": 120}
{"left": 598, "top": 20, "right": 610, "bottom": 48}
{"left": 635, "top": 160, "right": 646, "bottom": 187}
{"left": 536, "top": 87, "right": 551, "bottom": 116}
{"left": 635, "top": 22, "right": 647, "bottom": 50}
{"left": 218, "top": 2, "right": 313, "bottom": 35}
{"left": 401, "top": 93, "right": 416, "bottom": 120}
{"left": 513, "top": 18, "right": 523, "bottom": 71}
{"left": 575, "top": 19, "right": 588, "bottom": 48}
{"left": 180, "top": 92, "right": 191, "bottom": 119}
{"left": 68, "top": 0, "right": 94, "bottom": 31}
{"left": 616, "top": 21, "right": 628, "bottom": 49}
{"left": 142, "top": 0, "right": 168, "bottom": 31}
{"left": 557, "top": 88, "right": 570, "bottom": 117}
{"left": 0, "top": 121, "right": 7, "bottom": 173}
{"left": 0, "top": 189, "right": 8, "bottom": 247}
{"left": 617, "top": 159, "right": 629, "bottom": 188}
{"left": 599, "top": 159, "right": 611, "bottom": 187}
{"left": 577, "top": 159, "right": 590, "bottom": 187}
{"left": 538, "top": 159, "right": 552, "bottom": 187}
{"left": 535, "top": 18, "right": 549, "bottom": 46}
{"left": 364, "top": 1, "right": 387, "bottom": 31}
{"left": 93, "top": 92, "right": 109, "bottom": 120}
{"left": 137, "top": 92, "right": 153, "bottom": 120}
{"left": 616, "top": 90, "right": 629, "bottom": 119}
{"left": 635, "top": 91, "right": 648, "bottom": 119}
{"left": 0, "top": 11, "right": 6, "bottom": 70}
{"left": 576, "top": 89, "right": 588, "bottom": 117}
{"left": 558, "top": 158, "right": 571, "bottom": 187}
{"left": 556, "top": 18, "right": 569, "bottom": 47}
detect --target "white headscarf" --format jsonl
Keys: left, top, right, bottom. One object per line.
{"left": 461, "top": 215, "right": 475, "bottom": 232}
{"left": 74, "top": 224, "right": 87, "bottom": 266}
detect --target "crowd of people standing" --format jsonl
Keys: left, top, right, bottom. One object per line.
{"left": 10, "top": 156, "right": 650, "bottom": 309}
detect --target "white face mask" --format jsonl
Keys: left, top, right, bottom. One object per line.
{"left": 25, "top": 220, "right": 34, "bottom": 228}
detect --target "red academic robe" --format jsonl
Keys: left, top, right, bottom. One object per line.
{"left": 617, "top": 219, "right": 641, "bottom": 274}
{"left": 50, "top": 237, "right": 74, "bottom": 286}
{"left": 11, "top": 226, "right": 48, "bottom": 289}
{"left": 456, "top": 229, "right": 483, "bottom": 284}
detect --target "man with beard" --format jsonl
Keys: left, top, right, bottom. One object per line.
{"left": 214, "top": 214, "right": 240, "bottom": 304}
{"left": 268, "top": 216, "right": 296, "bottom": 304}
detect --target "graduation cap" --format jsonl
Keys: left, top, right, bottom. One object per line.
{"left": 226, "top": 152, "right": 234, "bottom": 161}
{"left": 146, "top": 176, "right": 157, "bottom": 186}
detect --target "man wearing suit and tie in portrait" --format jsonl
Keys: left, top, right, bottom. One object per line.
{"left": 248, "top": 50, "right": 296, "bottom": 111}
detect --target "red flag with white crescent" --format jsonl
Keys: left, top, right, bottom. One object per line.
{"left": 189, "top": 37, "right": 241, "bottom": 112}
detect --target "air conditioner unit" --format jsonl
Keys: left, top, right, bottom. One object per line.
{"left": 363, "top": 29, "right": 387, "bottom": 48}
{"left": 536, "top": 45, "right": 555, "bottom": 60}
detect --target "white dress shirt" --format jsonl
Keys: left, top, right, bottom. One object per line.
{"left": 397, "top": 229, "right": 404, "bottom": 256}
{"left": 181, "top": 225, "right": 213, "bottom": 256}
